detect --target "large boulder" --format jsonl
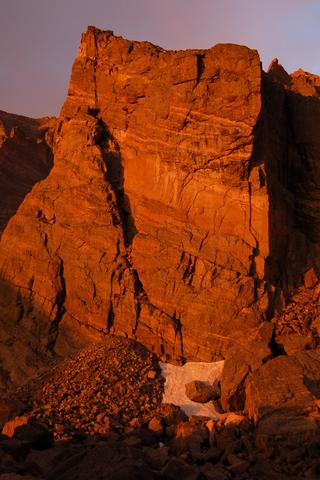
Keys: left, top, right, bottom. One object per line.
{"left": 185, "top": 380, "right": 216, "bottom": 403}
{"left": 295, "top": 349, "right": 320, "bottom": 398}
{"left": 2, "top": 417, "right": 53, "bottom": 450}
{"left": 2, "top": 416, "right": 29, "bottom": 438}
{"left": 220, "top": 339, "right": 272, "bottom": 411}
{"left": 245, "top": 355, "right": 318, "bottom": 422}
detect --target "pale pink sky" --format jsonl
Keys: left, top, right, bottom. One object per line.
{"left": 0, "top": 0, "right": 319, "bottom": 117}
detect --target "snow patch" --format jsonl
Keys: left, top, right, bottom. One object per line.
{"left": 160, "top": 361, "right": 224, "bottom": 418}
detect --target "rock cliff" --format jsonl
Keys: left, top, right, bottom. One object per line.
{"left": 1, "top": 27, "right": 320, "bottom": 387}
{"left": 0, "top": 111, "right": 54, "bottom": 234}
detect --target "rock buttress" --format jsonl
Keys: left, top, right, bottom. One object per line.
{"left": 0, "top": 27, "right": 274, "bottom": 384}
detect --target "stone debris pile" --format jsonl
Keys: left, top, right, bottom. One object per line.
{"left": 5, "top": 336, "right": 164, "bottom": 440}
{"left": 1, "top": 335, "right": 320, "bottom": 479}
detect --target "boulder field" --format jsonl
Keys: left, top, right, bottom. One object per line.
{"left": 1, "top": 336, "right": 320, "bottom": 479}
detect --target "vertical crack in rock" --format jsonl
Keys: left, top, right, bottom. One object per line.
{"left": 107, "top": 300, "right": 115, "bottom": 332}
{"left": 46, "top": 256, "right": 66, "bottom": 352}
{"left": 15, "top": 289, "right": 25, "bottom": 324}
{"left": 228, "top": 372, "right": 249, "bottom": 412}
{"left": 90, "top": 115, "right": 144, "bottom": 336}
{"left": 97, "top": 118, "right": 137, "bottom": 248}
{"left": 132, "top": 268, "right": 144, "bottom": 336}
{"left": 92, "top": 29, "right": 99, "bottom": 106}
{"left": 173, "top": 310, "right": 185, "bottom": 362}
{"left": 126, "top": 256, "right": 186, "bottom": 355}
{"left": 180, "top": 251, "right": 198, "bottom": 287}
{"left": 93, "top": 62, "right": 98, "bottom": 107}
{"left": 195, "top": 54, "right": 205, "bottom": 87}
{"left": 269, "top": 325, "right": 286, "bottom": 357}
{"left": 106, "top": 270, "right": 115, "bottom": 333}
{"left": 248, "top": 180, "right": 260, "bottom": 303}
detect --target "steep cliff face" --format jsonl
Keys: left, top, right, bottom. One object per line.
{"left": 1, "top": 27, "right": 320, "bottom": 387}
{"left": 265, "top": 60, "right": 320, "bottom": 296}
{"left": 0, "top": 111, "right": 55, "bottom": 390}
{"left": 0, "top": 111, "right": 54, "bottom": 234}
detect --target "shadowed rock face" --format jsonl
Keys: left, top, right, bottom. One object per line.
{"left": 1, "top": 27, "right": 320, "bottom": 387}
{"left": 265, "top": 61, "right": 320, "bottom": 289}
{"left": 0, "top": 111, "right": 55, "bottom": 234}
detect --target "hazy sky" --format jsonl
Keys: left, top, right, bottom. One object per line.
{"left": 1, "top": 0, "right": 319, "bottom": 117}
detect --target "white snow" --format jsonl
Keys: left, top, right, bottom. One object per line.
{"left": 160, "top": 360, "right": 224, "bottom": 418}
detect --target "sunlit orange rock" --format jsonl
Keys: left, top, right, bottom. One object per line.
{"left": 2, "top": 415, "right": 28, "bottom": 438}
{"left": 1, "top": 27, "right": 320, "bottom": 388}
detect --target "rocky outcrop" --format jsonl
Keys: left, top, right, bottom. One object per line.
{"left": 1, "top": 27, "right": 320, "bottom": 387}
{"left": 0, "top": 110, "right": 54, "bottom": 234}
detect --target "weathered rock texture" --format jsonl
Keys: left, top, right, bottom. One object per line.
{"left": 1, "top": 27, "right": 320, "bottom": 387}
{"left": 0, "top": 110, "right": 54, "bottom": 234}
